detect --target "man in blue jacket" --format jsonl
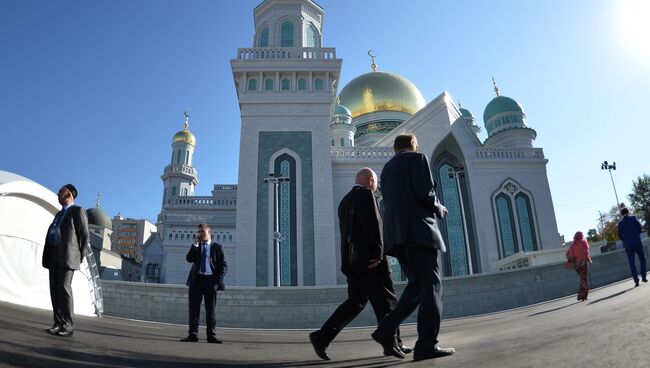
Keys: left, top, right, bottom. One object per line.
{"left": 618, "top": 207, "right": 647, "bottom": 287}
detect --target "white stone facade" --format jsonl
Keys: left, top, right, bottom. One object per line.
{"left": 153, "top": 0, "right": 562, "bottom": 286}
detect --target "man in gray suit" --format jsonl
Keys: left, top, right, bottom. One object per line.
{"left": 371, "top": 133, "right": 455, "bottom": 362}
{"left": 42, "top": 184, "right": 89, "bottom": 337}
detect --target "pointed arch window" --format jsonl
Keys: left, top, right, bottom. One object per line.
{"left": 493, "top": 180, "right": 539, "bottom": 259}
{"left": 273, "top": 153, "right": 297, "bottom": 286}
{"left": 248, "top": 79, "right": 257, "bottom": 91}
{"left": 184, "top": 150, "right": 189, "bottom": 165}
{"left": 182, "top": 188, "right": 188, "bottom": 196}
{"left": 438, "top": 163, "right": 469, "bottom": 276}
{"left": 305, "top": 26, "right": 317, "bottom": 47}
{"left": 280, "top": 21, "right": 294, "bottom": 47}
{"left": 171, "top": 187, "right": 177, "bottom": 196}
{"left": 259, "top": 27, "right": 269, "bottom": 47}
{"left": 314, "top": 78, "right": 324, "bottom": 91}
{"left": 516, "top": 193, "right": 537, "bottom": 252}
{"left": 340, "top": 137, "right": 345, "bottom": 146}
{"left": 281, "top": 78, "right": 291, "bottom": 91}
{"left": 496, "top": 194, "right": 518, "bottom": 258}
{"left": 298, "top": 78, "right": 307, "bottom": 90}
{"left": 176, "top": 149, "right": 181, "bottom": 164}
{"left": 264, "top": 78, "right": 274, "bottom": 91}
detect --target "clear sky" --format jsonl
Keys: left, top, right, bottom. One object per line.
{"left": 1, "top": 0, "right": 649, "bottom": 240}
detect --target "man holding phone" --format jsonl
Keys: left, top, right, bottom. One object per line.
{"left": 181, "top": 223, "right": 228, "bottom": 343}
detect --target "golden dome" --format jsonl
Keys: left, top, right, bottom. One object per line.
{"left": 172, "top": 129, "right": 195, "bottom": 146}
{"left": 172, "top": 114, "right": 196, "bottom": 146}
{"left": 338, "top": 71, "right": 426, "bottom": 118}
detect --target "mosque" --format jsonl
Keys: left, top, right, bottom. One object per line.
{"left": 144, "top": 0, "right": 561, "bottom": 287}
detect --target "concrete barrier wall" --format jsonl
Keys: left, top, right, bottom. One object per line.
{"left": 102, "top": 244, "right": 646, "bottom": 329}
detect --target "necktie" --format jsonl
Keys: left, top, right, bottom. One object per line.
{"left": 200, "top": 243, "right": 208, "bottom": 273}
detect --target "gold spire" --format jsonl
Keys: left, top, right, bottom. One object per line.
{"left": 183, "top": 110, "right": 190, "bottom": 131}
{"left": 96, "top": 192, "right": 101, "bottom": 208}
{"left": 368, "top": 50, "right": 377, "bottom": 72}
{"left": 492, "top": 76, "right": 500, "bottom": 96}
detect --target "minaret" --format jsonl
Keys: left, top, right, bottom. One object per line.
{"left": 159, "top": 112, "right": 199, "bottom": 220}
{"left": 330, "top": 102, "right": 355, "bottom": 147}
{"left": 231, "top": 0, "right": 341, "bottom": 286}
{"left": 482, "top": 78, "right": 537, "bottom": 148}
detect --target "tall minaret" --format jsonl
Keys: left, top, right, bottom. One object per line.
{"left": 158, "top": 112, "right": 199, "bottom": 222}
{"left": 231, "top": 0, "right": 341, "bottom": 286}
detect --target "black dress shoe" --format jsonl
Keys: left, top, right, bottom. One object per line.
{"left": 309, "top": 331, "right": 330, "bottom": 360}
{"left": 207, "top": 336, "right": 223, "bottom": 344}
{"left": 371, "top": 330, "right": 404, "bottom": 359}
{"left": 46, "top": 325, "right": 62, "bottom": 335}
{"left": 56, "top": 329, "right": 74, "bottom": 337}
{"left": 180, "top": 335, "right": 198, "bottom": 342}
{"left": 413, "top": 346, "right": 455, "bottom": 361}
{"left": 399, "top": 343, "right": 413, "bottom": 354}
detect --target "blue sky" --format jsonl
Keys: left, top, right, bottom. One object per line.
{"left": 1, "top": 0, "right": 648, "bottom": 240}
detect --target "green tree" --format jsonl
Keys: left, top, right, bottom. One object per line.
{"left": 586, "top": 228, "right": 600, "bottom": 242}
{"left": 628, "top": 173, "right": 650, "bottom": 236}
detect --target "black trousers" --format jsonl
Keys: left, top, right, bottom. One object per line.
{"left": 49, "top": 265, "right": 75, "bottom": 330}
{"left": 188, "top": 275, "right": 218, "bottom": 338}
{"left": 317, "top": 261, "right": 398, "bottom": 344}
{"left": 377, "top": 246, "right": 441, "bottom": 352}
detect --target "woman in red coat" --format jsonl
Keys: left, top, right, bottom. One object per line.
{"left": 566, "top": 231, "right": 593, "bottom": 301}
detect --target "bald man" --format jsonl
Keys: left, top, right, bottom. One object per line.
{"left": 309, "top": 168, "right": 411, "bottom": 360}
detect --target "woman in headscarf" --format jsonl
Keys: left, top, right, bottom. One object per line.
{"left": 566, "top": 231, "right": 592, "bottom": 301}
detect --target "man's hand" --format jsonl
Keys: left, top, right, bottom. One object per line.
{"left": 440, "top": 205, "right": 448, "bottom": 218}
{"left": 367, "top": 259, "right": 381, "bottom": 269}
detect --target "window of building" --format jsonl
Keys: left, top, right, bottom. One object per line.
{"left": 305, "top": 26, "right": 317, "bottom": 47}
{"left": 281, "top": 78, "right": 290, "bottom": 90}
{"left": 174, "top": 233, "right": 178, "bottom": 240}
{"left": 259, "top": 27, "right": 269, "bottom": 47}
{"left": 248, "top": 79, "right": 257, "bottom": 91}
{"left": 184, "top": 150, "right": 189, "bottom": 165}
{"left": 331, "top": 139, "right": 334, "bottom": 146}
{"left": 340, "top": 137, "right": 345, "bottom": 146}
{"left": 496, "top": 194, "right": 518, "bottom": 257}
{"left": 171, "top": 187, "right": 177, "bottom": 196}
{"left": 264, "top": 78, "right": 274, "bottom": 91}
{"left": 515, "top": 193, "right": 537, "bottom": 252}
{"left": 182, "top": 188, "right": 188, "bottom": 196}
{"left": 314, "top": 78, "right": 324, "bottom": 91}
{"left": 298, "top": 78, "right": 307, "bottom": 90}
{"left": 176, "top": 149, "right": 181, "bottom": 164}
{"left": 280, "top": 21, "right": 293, "bottom": 47}
{"left": 438, "top": 163, "right": 469, "bottom": 276}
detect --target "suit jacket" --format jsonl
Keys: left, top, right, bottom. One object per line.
{"left": 338, "top": 186, "right": 383, "bottom": 275}
{"left": 185, "top": 242, "right": 228, "bottom": 290}
{"left": 42, "top": 205, "right": 90, "bottom": 270}
{"left": 618, "top": 215, "right": 643, "bottom": 250}
{"left": 380, "top": 151, "right": 446, "bottom": 253}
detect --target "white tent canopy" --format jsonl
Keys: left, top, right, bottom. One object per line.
{"left": 0, "top": 170, "right": 99, "bottom": 316}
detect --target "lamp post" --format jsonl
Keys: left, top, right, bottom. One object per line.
{"left": 600, "top": 161, "right": 621, "bottom": 211}
{"left": 447, "top": 166, "right": 473, "bottom": 275}
{"left": 264, "top": 173, "right": 290, "bottom": 287}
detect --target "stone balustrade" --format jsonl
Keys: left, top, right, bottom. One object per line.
{"left": 167, "top": 196, "right": 235, "bottom": 208}
{"left": 163, "top": 164, "right": 197, "bottom": 177}
{"left": 236, "top": 47, "right": 337, "bottom": 60}
{"left": 330, "top": 147, "right": 394, "bottom": 160}
{"left": 475, "top": 147, "right": 545, "bottom": 160}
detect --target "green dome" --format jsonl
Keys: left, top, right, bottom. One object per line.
{"left": 334, "top": 104, "right": 351, "bottom": 116}
{"left": 459, "top": 108, "right": 473, "bottom": 118}
{"left": 86, "top": 207, "right": 112, "bottom": 229}
{"left": 483, "top": 96, "right": 523, "bottom": 123}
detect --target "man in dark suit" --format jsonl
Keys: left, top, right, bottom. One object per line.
{"left": 181, "top": 223, "right": 228, "bottom": 343}
{"left": 308, "top": 168, "right": 412, "bottom": 360}
{"left": 371, "top": 133, "right": 455, "bottom": 362}
{"left": 618, "top": 207, "right": 647, "bottom": 287}
{"left": 42, "top": 184, "right": 89, "bottom": 337}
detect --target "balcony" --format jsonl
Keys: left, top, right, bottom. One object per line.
{"left": 236, "top": 47, "right": 337, "bottom": 60}
{"left": 475, "top": 147, "right": 545, "bottom": 160}
{"left": 330, "top": 147, "right": 394, "bottom": 160}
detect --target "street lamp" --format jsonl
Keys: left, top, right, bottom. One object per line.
{"left": 447, "top": 166, "right": 473, "bottom": 275}
{"left": 600, "top": 161, "right": 621, "bottom": 211}
{"left": 263, "top": 172, "right": 290, "bottom": 287}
